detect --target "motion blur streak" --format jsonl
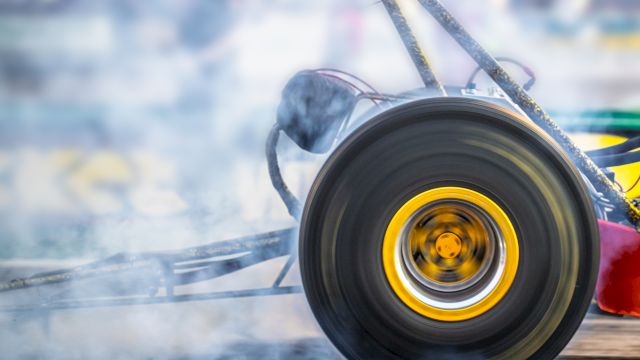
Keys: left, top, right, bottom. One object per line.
{"left": 0, "top": 0, "right": 639, "bottom": 358}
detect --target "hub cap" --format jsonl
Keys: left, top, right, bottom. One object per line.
{"left": 383, "top": 187, "right": 519, "bottom": 322}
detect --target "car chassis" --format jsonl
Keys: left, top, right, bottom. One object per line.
{"left": 2, "top": 0, "right": 640, "bottom": 358}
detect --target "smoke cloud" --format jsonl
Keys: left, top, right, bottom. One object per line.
{"left": 0, "top": 0, "right": 638, "bottom": 358}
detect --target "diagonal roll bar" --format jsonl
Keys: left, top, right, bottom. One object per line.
{"left": 381, "top": 0, "right": 446, "bottom": 95}
{"left": 412, "top": 0, "right": 640, "bottom": 226}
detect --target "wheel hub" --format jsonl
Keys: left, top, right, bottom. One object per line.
{"left": 435, "top": 232, "right": 461, "bottom": 259}
{"left": 383, "top": 186, "right": 519, "bottom": 322}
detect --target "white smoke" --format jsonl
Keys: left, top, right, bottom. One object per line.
{"left": 0, "top": 0, "right": 637, "bottom": 358}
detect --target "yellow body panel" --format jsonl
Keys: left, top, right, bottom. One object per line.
{"left": 570, "top": 133, "right": 640, "bottom": 199}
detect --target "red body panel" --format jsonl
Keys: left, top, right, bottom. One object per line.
{"left": 597, "top": 219, "right": 640, "bottom": 316}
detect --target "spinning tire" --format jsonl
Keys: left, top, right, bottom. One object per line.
{"left": 299, "top": 98, "right": 599, "bottom": 359}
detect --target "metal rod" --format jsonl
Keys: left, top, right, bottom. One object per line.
{"left": 381, "top": 0, "right": 446, "bottom": 94}
{"left": 267, "top": 125, "right": 301, "bottom": 219}
{"left": 416, "top": 0, "right": 640, "bottom": 226}
{"left": 0, "top": 286, "right": 304, "bottom": 313}
{"left": 272, "top": 254, "right": 297, "bottom": 288}
{"left": 0, "top": 228, "right": 296, "bottom": 293}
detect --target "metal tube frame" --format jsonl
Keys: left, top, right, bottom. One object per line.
{"left": 381, "top": 0, "right": 446, "bottom": 94}
{"left": 0, "top": 229, "right": 299, "bottom": 313}
{"left": 2, "top": 286, "right": 303, "bottom": 314}
{"left": 382, "top": 0, "right": 640, "bottom": 226}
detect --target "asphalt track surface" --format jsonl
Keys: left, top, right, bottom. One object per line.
{"left": 560, "top": 312, "right": 640, "bottom": 359}
{"left": 2, "top": 260, "right": 640, "bottom": 359}
{"left": 203, "top": 312, "right": 640, "bottom": 359}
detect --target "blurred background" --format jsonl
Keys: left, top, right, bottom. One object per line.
{"left": 0, "top": 0, "right": 639, "bottom": 358}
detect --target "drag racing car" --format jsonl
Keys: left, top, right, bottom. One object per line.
{"left": 3, "top": 0, "right": 640, "bottom": 358}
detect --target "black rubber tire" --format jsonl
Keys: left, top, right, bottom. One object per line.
{"left": 299, "top": 98, "right": 599, "bottom": 359}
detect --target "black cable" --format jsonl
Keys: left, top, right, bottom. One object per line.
{"left": 313, "top": 68, "right": 382, "bottom": 96}
{"left": 586, "top": 136, "right": 640, "bottom": 157}
{"left": 266, "top": 124, "right": 302, "bottom": 219}
{"left": 591, "top": 151, "right": 640, "bottom": 168}
{"left": 465, "top": 56, "right": 536, "bottom": 91}
{"left": 624, "top": 174, "right": 640, "bottom": 193}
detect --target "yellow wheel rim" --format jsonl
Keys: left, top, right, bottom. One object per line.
{"left": 383, "top": 187, "right": 519, "bottom": 322}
